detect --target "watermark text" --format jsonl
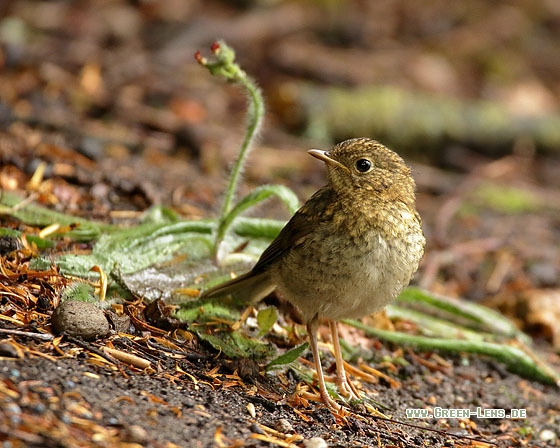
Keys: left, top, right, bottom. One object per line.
{"left": 406, "top": 407, "right": 527, "bottom": 419}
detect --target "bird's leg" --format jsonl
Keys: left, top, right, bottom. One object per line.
{"left": 307, "top": 315, "right": 341, "bottom": 412}
{"left": 329, "top": 320, "right": 361, "bottom": 401}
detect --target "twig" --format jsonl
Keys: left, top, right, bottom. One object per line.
{"left": 103, "top": 346, "right": 152, "bottom": 369}
{"left": 64, "top": 334, "right": 118, "bottom": 364}
{"left": 0, "top": 328, "right": 54, "bottom": 341}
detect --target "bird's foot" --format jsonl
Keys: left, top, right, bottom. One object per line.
{"left": 319, "top": 389, "right": 343, "bottom": 413}
{"left": 336, "top": 373, "right": 361, "bottom": 402}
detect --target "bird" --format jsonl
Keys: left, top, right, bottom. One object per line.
{"left": 200, "top": 138, "right": 425, "bottom": 411}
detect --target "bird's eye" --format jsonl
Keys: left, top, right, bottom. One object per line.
{"left": 355, "top": 158, "right": 372, "bottom": 173}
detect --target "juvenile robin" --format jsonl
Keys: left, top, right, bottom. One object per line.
{"left": 200, "top": 138, "right": 425, "bottom": 411}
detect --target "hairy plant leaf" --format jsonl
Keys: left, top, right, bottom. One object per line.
{"left": 232, "top": 217, "right": 286, "bottom": 239}
{"left": 61, "top": 282, "right": 96, "bottom": 303}
{"left": 174, "top": 298, "right": 240, "bottom": 323}
{"left": 195, "top": 329, "right": 275, "bottom": 359}
{"left": 0, "top": 192, "right": 105, "bottom": 241}
{"left": 396, "top": 287, "right": 528, "bottom": 342}
{"left": 219, "top": 185, "right": 299, "bottom": 236}
{"left": 266, "top": 342, "right": 308, "bottom": 371}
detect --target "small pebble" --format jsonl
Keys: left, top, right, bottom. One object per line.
{"left": 51, "top": 300, "right": 110, "bottom": 340}
{"left": 30, "top": 403, "right": 47, "bottom": 414}
{"left": 0, "top": 341, "right": 21, "bottom": 358}
{"left": 250, "top": 423, "right": 265, "bottom": 435}
{"left": 6, "top": 402, "right": 21, "bottom": 425}
{"left": 125, "top": 425, "right": 148, "bottom": 443}
{"left": 61, "top": 413, "right": 72, "bottom": 424}
{"left": 274, "top": 418, "right": 294, "bottom": 433}
{"left": 539, "top": 429, "right": 556, "bottom": 442}
{"left": 246, "top": 402, "right": 256, "bottom": 418}
{"left": 303, "top": 437, "right": 328, "bottom": 448}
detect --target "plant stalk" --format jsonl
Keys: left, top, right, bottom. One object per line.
{"left": 195, "top": 41, "right": 265, "bottom": 262}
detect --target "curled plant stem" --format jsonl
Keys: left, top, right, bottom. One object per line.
{"left": 196, "top": 41, "right": 265, "bottom": 262}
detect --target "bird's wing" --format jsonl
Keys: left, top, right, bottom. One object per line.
{"left": 252, "top": 186, "right": 332, "bottom": 273}
{"left": 199, "top": 210, "right": 314, "bottom": 302}
{"left": 200, "top": 187, "right": 332, "bottom": 302}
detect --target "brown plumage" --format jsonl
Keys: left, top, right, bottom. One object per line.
{"left": 201, "top": 138, "right": 425, "bottom": 411}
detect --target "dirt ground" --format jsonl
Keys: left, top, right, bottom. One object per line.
{"left": 1, "top": 1, "right": 560, "bottom": 447}
{"left": 1, "top": 337, "right": 558, "bottom": 448}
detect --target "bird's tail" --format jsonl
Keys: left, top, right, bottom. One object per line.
{"left": 199, "top": 271, "right": 275, "bottom": 303}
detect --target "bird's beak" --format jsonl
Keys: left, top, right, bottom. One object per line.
{"left": 308, "top": 149, "right": 349, "bottom": 172}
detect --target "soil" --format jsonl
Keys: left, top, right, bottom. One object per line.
{"left": 1, "top": 1, "right": 560, "bottom": 447}
{"left": 2, "top": 332, "right": 558, "bottom": 448}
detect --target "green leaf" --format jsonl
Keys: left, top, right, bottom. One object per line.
{"left": 140, "top": 205, "right": 182, "bottom": 224}
{"left": 235, "top": 184, "right": 300, "bottom": 216}
{"left": 265, "top": 342, "right": 308, "bottom": 371}
{"left": 0, "top": 192, "right": 105, "bottom": 241}
{"left": 32, "top": 221, "right": 215, "bottom": 278}
{"left": 344, "top": 319, "right": 560, "bottom": 386}
{"left": 175, "top": 298, "right": 241, "bottom": 323}
{"left": 256, "top": 306, "right": 277, "bottom": 336}
{"left": 396, "top": 287, "right": 529, "bottom": 342}
{"left": 195, "top": 329, "right": 276, "bottom": 360}
{"left": 61, "top": 282, "right": 96, "bottom": 303}
{"left": 232, "top": 217, "right": 286, "bottom": 239}
{"left": 215, "top": 185, "right": 299, "bottom": 253}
